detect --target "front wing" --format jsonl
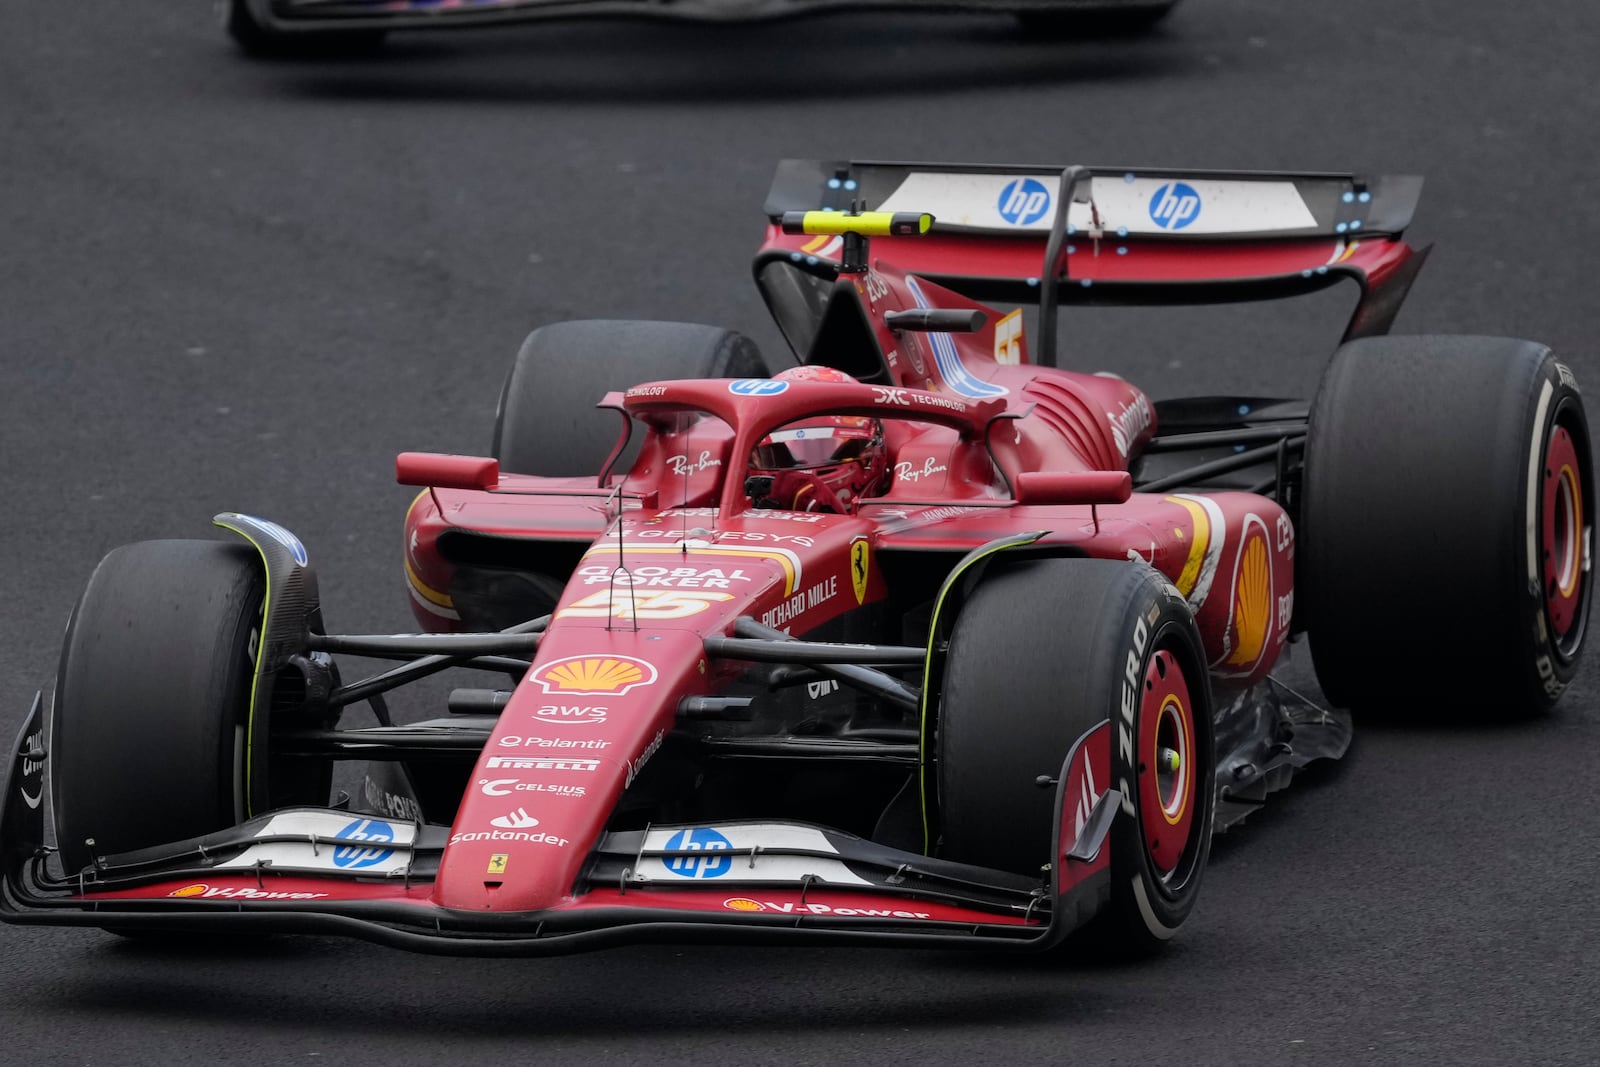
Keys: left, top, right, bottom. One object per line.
{"left": 242, "top": 0, "right": 1163, "bottom": 34}
{"left": 1, "top": 697, "right": 1119, "bottom": 957}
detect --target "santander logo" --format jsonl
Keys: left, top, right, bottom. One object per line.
{"left": 491, "top": 808, "right": 540, "bottom": 829}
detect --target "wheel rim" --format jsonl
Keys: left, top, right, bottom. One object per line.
{"left": 1541, "top": 423, "right": 1586, "bottom": 643}
{"left": 1137, "top": 647, "right": 1196, "bottom": 878}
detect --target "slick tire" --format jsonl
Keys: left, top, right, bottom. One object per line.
{"left": 1015, "top": 0, "right": 1178, "bottom": 38}
{"left": 493, "top": 319, "right": 769, "bottom": 477}
{"left": 1301, "top": 336, "right": 1592, "bottom": 717}
{"left": 221, "top": 0, "right": 387, "bottom": 58}
{"left": 51, "top": 541, "right": 264, "bottom": 874}
{"left": 937, "top": 557, "right": 1214, "bottom": 953}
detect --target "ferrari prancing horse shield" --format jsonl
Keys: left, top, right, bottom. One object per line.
{"left": 850, "top": 538, "right": 870, "bottom": 605}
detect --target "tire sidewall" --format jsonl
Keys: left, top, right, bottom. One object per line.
{"left": 1106, "top": 579, "right": 1215, "bottom": 938}
{"left": 1517, "top": 360, "right": 1591, "bottom": 705}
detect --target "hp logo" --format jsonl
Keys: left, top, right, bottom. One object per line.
{"left": 1148, "top": 182, "right": 1202, "bottom": 230}
{"left": 728, "top": 379, "right": 789, "bottom": 396}
{"left": 332, "top": 818, "right": 396, "bottom": 869}
{"left": 997, "top": 178, "right": 1051, "bottom": 226}
{"left": 663, "top": 827, "right": 733, "bottom": 879}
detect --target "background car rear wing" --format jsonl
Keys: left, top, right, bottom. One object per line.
{"left": 759, "top": 159, "right": 1430, "bottom": 360}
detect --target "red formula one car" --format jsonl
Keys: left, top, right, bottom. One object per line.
{"left": 2, "top": 159, "right": 1590, "bottom": 957}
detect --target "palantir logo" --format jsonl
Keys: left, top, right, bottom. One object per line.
{"left": 1148, "top": 182, "right": 1202, "bottom": 230}
{"left": 332, "top": 818, "right": 395, "bottom": 869}
{"left": 997, "top": 178, "right": 1051, "bottom": 226}
{"left": 663, "top": 827, "right": 733, "bottom": 879}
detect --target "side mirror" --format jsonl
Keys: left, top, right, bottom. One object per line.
{"left": 395, "top": 452, "right": 500, "bottom": 491}
{"left": 1013, "top": 470, "right": 1132, "bottom": 505}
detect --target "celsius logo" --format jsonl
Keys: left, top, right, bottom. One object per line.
{"left": 332, "top": 818, "right": 395, "bottom": 869}
{"left": 997, "top": 178, "right": 1051, "bottom": 226}
{"left": 728, "top": 379, "right": 788, "bottom": 396}
{"left": 663, "top": 827, "right": 733, "bottom": 879}
{"left": 1148, "top": 182, "right": 1201, "bottom": 230}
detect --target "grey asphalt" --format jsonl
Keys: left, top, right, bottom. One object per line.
{"left": 3, "top": 2, "right": 1599, "bottom": 1063}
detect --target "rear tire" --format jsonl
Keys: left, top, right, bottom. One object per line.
{"left": 493, "top": 319, "right": 768, "bottom": 477}
{"left": 1300, "top": 336, "right": 1592, "bottom": 717}
{"left": 937, "top": 557, "right": 1214, "bottom": 953}
{"left": 51, "top": 541, "right": 264, "bottom": 874}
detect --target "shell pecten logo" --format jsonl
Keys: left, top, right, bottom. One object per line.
{"left": 169, "top": 884, "right": 209, "bottom": 898}
{"left": 723, "top": 897, "right": 765, "bottom": 912}
{"left": 1225, "top": 518, "right": 1272, "bottom": 669}
{"left": 532, "top": 654, "right": 659, "bottom": 696}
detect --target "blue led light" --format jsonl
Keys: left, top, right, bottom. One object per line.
{"left": 1358, "top": 191, "right": 1372, "bottom": 203}
{"left": 790, "top": 252, "right": 802, "bottom": 262}
{"left": 1080, "top": 278, "right": 1093, "bottom": 288}
{"left": 1026, "top": 277, "right": 1040, "bottom": 286}
{"left": 1234, "top": 444, "right": 1247, "bottom": 454}
{"left": 1117, "top": 246, "right": 1128, "bottom": 255}
{"left": 843, "top": 179, "right": 858, "bottom": 190}
{"left": 827, "top": 178, "right": 841, "bottom": 189}
{"left": 1349, "top": 219, "right": 1361, "bottom": 230}
{"left": 1066, "top": 244, "right": 1076, "bottom": 254}
{"left": 1117, "top": 226, "right": 1128, "bottom": 237}
{"left": 1066, "top": 223, "right": 1076, "bottom": 236}
{"left": 1301, "top": 269, "right": 1313, "bottom": 277}
{"left": 1123, "top": 172, "right": 1136, "bottom": 183}
{"left": 1316, "top": 265, "right": 1329, "bottom": 274}
{"left": 1237, "top": 403, "right": 1250, "bottom": 415}
{"left": 805, "top": 255, "right": 818, "bottom": 265}
{"left": 1335, "top": 222, "right": 1348, "bottom": 233}
{"left": 1342, "top": 191, "right": 1355, "bottom": 203}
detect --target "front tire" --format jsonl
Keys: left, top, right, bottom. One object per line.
{"left": 1300, "top": 336, "right": 1592, "bottom": 717}
{"left": 51, "top": 541, "right": 264, "bottom": 874}
{"left": 936, "top": 557, "right": 1214, "bottom": 952}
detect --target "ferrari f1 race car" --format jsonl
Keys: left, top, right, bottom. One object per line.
{"left": 2, "top": 159, "right": 1591, "bottom": 958}
{"left": 220, "top": 0, "right": 1180, "bottom": 56}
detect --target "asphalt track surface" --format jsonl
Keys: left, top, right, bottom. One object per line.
{"left": 4, "top": 2, "right": 1600, "bottom": 1063}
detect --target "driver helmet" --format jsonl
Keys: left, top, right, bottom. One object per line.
{"left": 748, "top": 366, "right": 888, "bottom": 513}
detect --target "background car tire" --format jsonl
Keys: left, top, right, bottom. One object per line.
{"left": 1300, "top": 335, "right": 1592, "bottom": 717}
{"left": 492, "top": 319, "right": 769, "bottom": 477}
{"left": 936, "top": 556, "right": 1214, "bottom": 952}
{"left": 51, "top": 540, "right": 264, "bottom": 874}
{"left": 1014, "top": 0, "right": 1178, "bottom": 37}
{"left": 221, "top": 0, "right": 387, "bottom": 58}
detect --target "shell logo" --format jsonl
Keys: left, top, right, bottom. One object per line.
{"left": 1225, "top": 518, "right": 1272, "bottom": 670}
{"left": 169, "top": 884, "right": 209, "bottom": 898}
{"left": 723, "top": 897, "right": 765, "bottom": 913}
{"left": 532, "top": 655, "right": 659, "bottom": 696}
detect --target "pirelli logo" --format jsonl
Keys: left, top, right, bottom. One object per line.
{"left": 486, "top": 756, "right": 602, "bottom": 772}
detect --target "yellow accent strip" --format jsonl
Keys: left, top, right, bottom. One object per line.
{"left": 797, "top": 210, "right": 932, "bottom": 237}
{"left": 404, "top": 555, "right": 455, "bottom": 609}
{"left": 800, "top": 234, "right": 834, "bottom": 254}
{"left": 580, "top": 542, "right": 798, "bottom": 597}
{"left": 211, "top": 518, "right": 270, "bottom": 819}
{"left": 1165, "top": 495, "right": 1211, "bottom": 598}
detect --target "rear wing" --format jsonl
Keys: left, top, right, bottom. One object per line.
{"left": 759, "top": 159, "right": 1430, "bottom": 358}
